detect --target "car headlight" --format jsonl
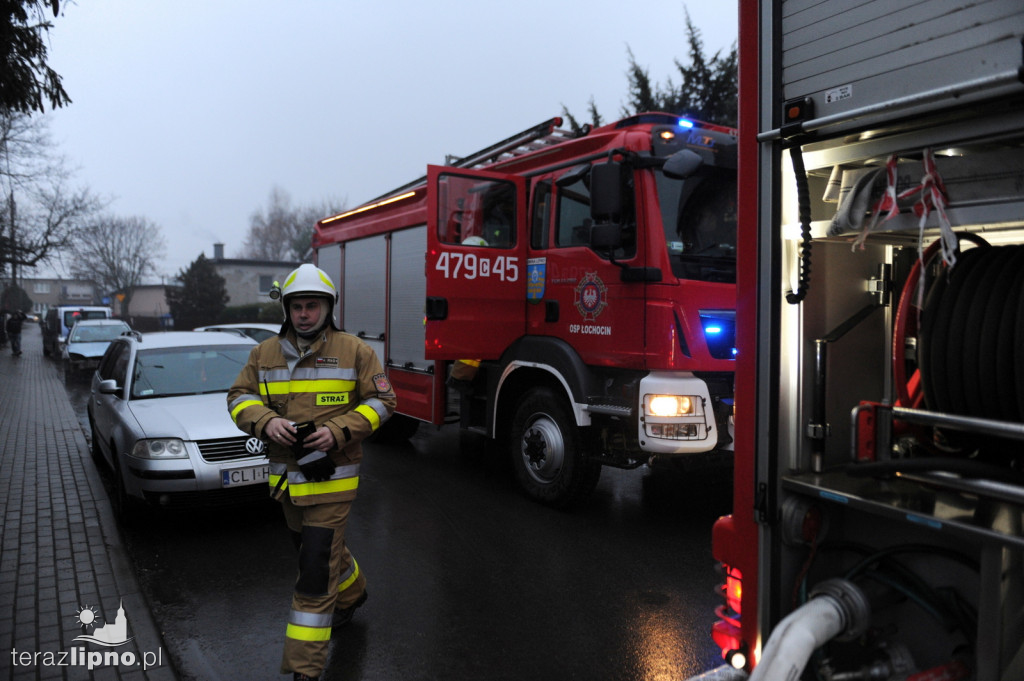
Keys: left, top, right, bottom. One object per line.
{"left": 131, "top": 438, "right": 188, "bottom": 459}
{"left": 646, "top": 394, "right": 695, "bottom": 417}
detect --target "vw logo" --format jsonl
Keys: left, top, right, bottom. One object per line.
{"left": 245, "top": 437, "right": 266, "bottom": 455}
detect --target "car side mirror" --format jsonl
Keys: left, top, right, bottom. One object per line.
{"left": 99, "top": 379, "right": 120, "bottom": 395}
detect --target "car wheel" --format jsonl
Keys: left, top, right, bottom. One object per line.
{"left": 88, "top": 416, "right": 104, "bottom": 466}
{"left": 508, "top": 387, "right": 601, "bottom": 508}
{"left": 111, "top": 452, "right": 142, "bottom": 527}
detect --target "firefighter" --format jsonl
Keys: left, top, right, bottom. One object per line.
{"left": 227, "top": 263, "right": 396, "bottom": 681}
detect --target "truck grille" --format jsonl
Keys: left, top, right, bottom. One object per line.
{"left": 197, "top": 436, "right": 260, "bottom": 462}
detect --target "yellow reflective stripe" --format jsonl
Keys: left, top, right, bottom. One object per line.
{"left": 260, "top": 382, "right": 289, "bottom": 398}
{"left": 291, "top": 379, "right": 355, "bottom": 393}
{"left": 459, "top": 359, "right": 480, "bottom": 368}
{"left": 285, "top": 623, "right": 331, "bottom": 642}
{"left": 287, "top": 476, "right": 360, "bottom": 498}
{"left": 268, "top": 474, "right": 288, "bottom": 491}
{"left": 338, "top": 559, "right": 360, "bottom": 592}
{"left": 355, "top": 404, "right": 380, "bottom": 431}
{"left": 231, "top": 399, "right": 264, "bottom": 420}
{"left": 260, "top": 379, "right": 355, "bottom": 397}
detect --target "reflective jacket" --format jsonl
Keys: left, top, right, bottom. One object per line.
{"left": 227, "top": 328, "right": 396, "bottom": 505}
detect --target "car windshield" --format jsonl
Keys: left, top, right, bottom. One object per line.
{"left": 70, "top": 324, "right": 129, "bottom": 343}
{"left": 656, "top": 167, "right": 737, "bottom": 283}
{"left": 64, "top": 310, "right": 108, "bottom": 327}
{"left": 244, "top": 328, "right": 277, "bottom": 342}
{"left": 131, "top": 345, "right": 252, "bottom": 399}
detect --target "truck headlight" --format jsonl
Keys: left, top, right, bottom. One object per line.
{"left": 131, "top": 438, "right": 188, "bottom": 459}
{"left": 646, "top": 394, "right": 695, "bottom": 417}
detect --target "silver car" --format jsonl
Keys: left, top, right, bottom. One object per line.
{"left": 62, "top": 318, "right": 132, "bottom": 375}
{"left": 87, "top": 331, "right": 269, "bottom": 522}
{"left": 193, "top": 322, "right": 281, "bottom": 343}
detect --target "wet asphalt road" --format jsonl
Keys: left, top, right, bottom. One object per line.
{"left": 65, "top": 371, "right": 730, "bottom": 681}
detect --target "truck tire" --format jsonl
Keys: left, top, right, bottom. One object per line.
{"left": 509, "top": 387, "right": 601, "bottom": 508}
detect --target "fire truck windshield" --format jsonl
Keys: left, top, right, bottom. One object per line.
{"left": 655, "top": 168, "right": 737, "bottom": 283}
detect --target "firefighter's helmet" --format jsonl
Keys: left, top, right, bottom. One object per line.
{"left": 279, "top": 263, "right": 340, "bottom": 334}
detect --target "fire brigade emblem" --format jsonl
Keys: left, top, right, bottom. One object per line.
{"left": 574, "top": 272, "right": 607, "bottom": 321}
{"left": 373, "top": 373, "right": 393, "bottom": 393}
{"left": 526, "top": 258, "right": 546, "bottom": 300}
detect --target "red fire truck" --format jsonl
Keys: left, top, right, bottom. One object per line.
{"left": 312, "top": 113, "right": 738, "bottom": 507}
{"left": 695, "top": 1, "right": 1024, "bottom": 679}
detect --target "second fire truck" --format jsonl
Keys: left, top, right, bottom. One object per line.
{"left": 693, "top": 1, "right": 1024, "bottom": 679}
{"left": 312, "top": 113, "right": 738, "bottom": 507}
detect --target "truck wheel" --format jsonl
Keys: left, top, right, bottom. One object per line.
{"left": 509, "top": 388, "right": 601, "bottom": 508}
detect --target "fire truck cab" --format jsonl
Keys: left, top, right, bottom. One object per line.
{"left": 313, "top": 114, "right": 738, "bottom": 507}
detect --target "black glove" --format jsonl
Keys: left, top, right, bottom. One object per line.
{"left": 296, "top": 450, "right": 336, "bottom": 482}
{"left": 290, "top": 421, "right": 335, "bottom": 482}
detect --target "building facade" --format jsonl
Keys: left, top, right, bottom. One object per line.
{"left": 15, "top": 243, "right": 299, "bottom": 328}
{"left": 18, "top": 278, "right": 103, "bottom": 316}
{"left": 210, "top": 243, "right": 299, "bottom": 307}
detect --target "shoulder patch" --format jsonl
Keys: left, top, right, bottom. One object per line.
{"left": 373, "top": 373, "right": 392, "bottom": 393}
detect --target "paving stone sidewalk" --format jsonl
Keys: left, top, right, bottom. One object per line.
{"left": 0, "top": 326, "right": 177, "bottom": 681}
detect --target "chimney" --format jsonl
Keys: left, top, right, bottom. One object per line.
{"left": 214, "top": 243, "right": 224, "bottom": 260}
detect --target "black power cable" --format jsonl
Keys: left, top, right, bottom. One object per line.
{"left": 786, "top": 143, "right": 813, "bottom": 304}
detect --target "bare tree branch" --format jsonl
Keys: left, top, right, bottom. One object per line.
{"left": 241, "top": 186, "right": 346, "bottom": 262}
{"left": 68, "top": 214, "right": 166, "bottom": 311}
{"left": 0, "top": 111, "right": 102, "bottom": 280}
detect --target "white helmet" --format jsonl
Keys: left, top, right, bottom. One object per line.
{"left": 279, "top": 264, "right": 340, "bottom": 334}
{"left": 281, "top": 263, "right": 338, "bottom": 302}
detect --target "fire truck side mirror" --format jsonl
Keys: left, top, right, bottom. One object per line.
{"left": 590, "top": 222, "right": 622, "bottom": 251}
{"left": 589, "top": 161, "right": 625, "bottom": 251}
{"left": 663, "top": 149, "right": 705, "bottom": 179}
{"left": 556, "top": 163, "right": 590, "bottom": 188}
{"left": 590, "top": 162, "right": 624, "bottom": 220}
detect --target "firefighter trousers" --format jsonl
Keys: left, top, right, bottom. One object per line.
{"left": 279, "top": 492, "right": 367, "bottom": 677}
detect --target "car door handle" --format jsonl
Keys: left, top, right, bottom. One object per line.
{"left": 425, "top": 297, "right": 448, "bottom": 320}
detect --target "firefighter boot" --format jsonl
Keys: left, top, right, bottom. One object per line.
{"left": 331, "top": 590, "right": 368, "bottom": 630}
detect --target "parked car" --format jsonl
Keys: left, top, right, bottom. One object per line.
{"left": 87, "top": 331, "right": 268, "bottom": 521}
{"left": 193, "top": 322, "right": 280, "bottom": 343}
{"left": 42, "top": 305, "right": 113, "bottom": 357}
{"left": 62, "top": 318, "right": 132, "bottom": 375}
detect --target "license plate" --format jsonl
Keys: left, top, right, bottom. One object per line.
{"left": 222, "top": 464, "right": 269, "bottom": 488}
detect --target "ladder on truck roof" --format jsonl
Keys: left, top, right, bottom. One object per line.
{"left": 370, "top": 116, "right": 586, "bottom": 202}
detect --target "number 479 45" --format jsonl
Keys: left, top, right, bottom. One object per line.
{"left": 435, "top": 251, "right": 519, "bottom": 282}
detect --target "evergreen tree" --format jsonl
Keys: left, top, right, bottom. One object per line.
{"left": 166, "top": 254, "right": 229, "bottom": 330}
{"left": 0, "top": 282, "right": 31, "bottom": 312}
{"left": 652, "top": 11, "right": 738, "bottom": 125}
{"left": 565, "top": 7, "right": 737, "bottom": 128}
{"left": 1, "top": 0, "right": 72, "bottom": 114}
